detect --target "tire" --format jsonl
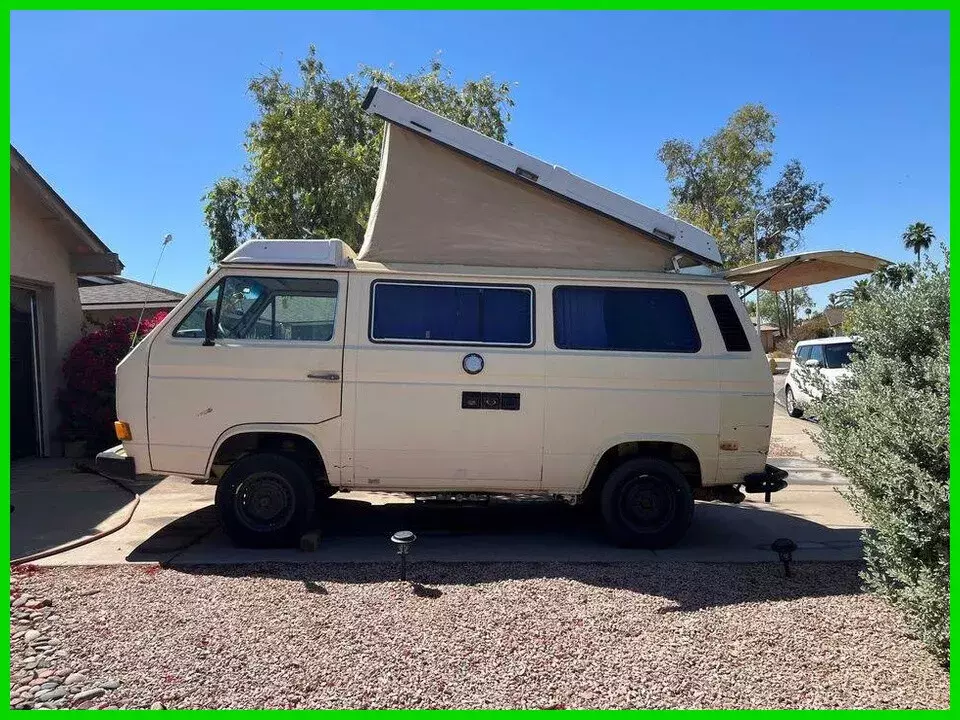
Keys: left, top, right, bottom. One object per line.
{"left": 785, "top": 386, "right": 803, "bottom": 418}
{"left": 599, "top": 457, "right": 694, "bottom": 549}
{"left": 215, "top": 453, "right": 316, "bottom": 548}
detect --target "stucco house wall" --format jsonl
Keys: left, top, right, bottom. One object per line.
{"left": 10, "top": 146, "right": 122, "bottom": 456}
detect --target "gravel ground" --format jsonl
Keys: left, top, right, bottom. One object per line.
{"left": 9, "top": 561, "right": 948, "bottom": 709}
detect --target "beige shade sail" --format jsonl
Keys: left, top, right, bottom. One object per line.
{"left": 723, "top": 250, "right": 890, "bottom": 292}
{"left": 357, "top": 124, "right": 683, "bottom": 271}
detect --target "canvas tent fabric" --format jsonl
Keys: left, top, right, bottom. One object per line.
{"left": 358, "top": 124, "right": 684, "bottom": 272}
{"left": 723, "top": 250, "right": 889, "bottom": 292}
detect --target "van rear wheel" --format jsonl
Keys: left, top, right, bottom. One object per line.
{"left": 215, "top": 453, "right": 316, "bottom": 548}
{"left": 600, "top": 457, "right": 694, "bottom": 548}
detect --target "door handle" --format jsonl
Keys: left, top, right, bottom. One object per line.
{"left": 307, "top": 371, "right": 340, "bottom": 382}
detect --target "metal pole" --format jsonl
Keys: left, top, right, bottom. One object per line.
{"left": 752, "top": 199, "right": 801, "bottom": 343}
{"left": 753, "top": 212, "right": 762, "bottom": 335}
{"left": 130, "top": 234, "right": 173, "bottom": 352}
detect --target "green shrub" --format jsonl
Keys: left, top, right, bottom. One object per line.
{"left": 813, "top": 252, "right": 949, "bottom": 664}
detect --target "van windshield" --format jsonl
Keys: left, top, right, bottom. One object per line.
{"left": 822, "top": 342, "right": 854, "bottom": 369}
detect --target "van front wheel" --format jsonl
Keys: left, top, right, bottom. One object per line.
{"left": 600, "top": 457, "right": 694, "bottom": 548}
{"left": 215, "top": 453, "right": 316, "bottom": 548}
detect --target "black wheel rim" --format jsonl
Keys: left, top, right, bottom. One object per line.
{"left": 234, "top": 472, "right": 295, "bottom": 533}
{"left": 618, "top": 473, "right": 676, "bottom": 534}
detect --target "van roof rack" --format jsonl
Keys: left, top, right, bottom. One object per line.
{"left": 362, "top": 87, "right": 722, "bottom": 267}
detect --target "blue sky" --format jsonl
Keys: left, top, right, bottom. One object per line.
{"left": 10, "top": 10, "right": 949, "bottom": 307}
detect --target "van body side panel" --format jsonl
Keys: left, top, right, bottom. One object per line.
{"left": 715, "top": 289, "right": 773, "bottom": 483}
{"left": 146, "top": 268, "right": 347, "bottom": 476}
{"left": 541, "top": 283, "right": 722, "bottom": 493}
{"left": 337, "top": 269, "right": 364, "bottom": 487}
{"left": 204, "top": 421, "right": 343, "bottom": 485}
{"left": 350, "top": 273, "right": 546, "bottom": 490}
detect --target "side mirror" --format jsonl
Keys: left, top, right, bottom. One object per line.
{"left": 804, "top": 358, "right": 821, "bottom": 368}
{"left": 203, "top": 308, "right": 216, "bottom": 347}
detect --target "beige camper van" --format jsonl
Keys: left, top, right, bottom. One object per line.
{"left": 97, "top": 88, "right": 886, "bottom": 549}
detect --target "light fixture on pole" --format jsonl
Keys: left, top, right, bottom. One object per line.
{"left": 771, "top": 537, "right": 797, "bottom": 577}
{"left": 390, "top": 530, "right": 417, "bottom": 582}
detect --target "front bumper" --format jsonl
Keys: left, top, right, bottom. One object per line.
{"left": 95, "top": 444, "right": 136, "bottom": 482}
{"left": 742, "top": 464, "right": 789, "bottom": 502}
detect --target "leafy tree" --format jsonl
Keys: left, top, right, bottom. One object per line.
{"left": 746, "top": 286, "right": 814, "bottom": 336}
{"left": 902, "top": 221, "right": 936, "bottom": 265}
{"left": 658, "top": 104, "right": 831, "bottom": 267}
{"left": 814, "top": 251, "right": 950, "bottom": 664}
{"left": 872, "top": 261, "right": 917, "bottom": 291}
{"left": 203, "top": 47, "right": 514, "bottom": 263}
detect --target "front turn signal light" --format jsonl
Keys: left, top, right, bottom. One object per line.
{"left": 114, "top": 421, "right": 132, "bottom": 441}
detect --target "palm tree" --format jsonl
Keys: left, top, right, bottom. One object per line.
{"left": 902, "top": 222, "right": 935, "bottom": 265}
{"left": 829, "top": 290, "right": 854, "bottom": 309}
{"left": 851, "top": 279, "right": 872, "bottom": 304}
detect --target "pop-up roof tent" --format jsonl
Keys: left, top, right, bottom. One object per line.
{"left": 227, "top": 88, "right": 888, "bottom": 292}
{"left": 359, "top": 87, "right": 722, "bottom": 272}
{"left": 357, "top": 88, "right": 890, "bottom": 287}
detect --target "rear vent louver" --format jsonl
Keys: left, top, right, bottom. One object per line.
{"left": 708, "top": 294, "right": 752, "bottom": 352}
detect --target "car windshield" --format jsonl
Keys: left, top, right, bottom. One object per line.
{"left": 822, "top": 342, "right": 854, "bottom": 369}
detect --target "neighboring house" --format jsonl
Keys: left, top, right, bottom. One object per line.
{"left": 824, "top": 306, "right": 848, "bottom": 336}
{"left": 10, "top": 146, "right": 123, "bottom": 459}
{"left": 758, "top": 323, "right": 781, "bottom": 353}
{"left": 79, "top": 275, "right": 184, "bottom": 326}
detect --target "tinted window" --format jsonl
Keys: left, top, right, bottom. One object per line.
{"left": 796, "top": 346, "right": 812, "bottom": 362}
{"left": 553, "top": 286, "right": 700, "bottom": 353}
{"left": 174, "top": 283, "right": 220, "bottom": 338}
{"left": 708, "top": 294, "right": 751, "bottom": 352}
{"left": 174, "top": 276, "right": 338, "bottom": 342}
{"left": 808, "top": 344, "right": 825, "bottom": 364}
{"left": 822, "top": 342, "right": 854, "bottom": 369}
{"left": 371, "top": 282, "right": 533, "bottom": 346}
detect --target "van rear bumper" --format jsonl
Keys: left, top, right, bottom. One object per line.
{"left": 742, "top": 464, "right": 789, "bottom": 502}
{"left": 95, "top": 444, "right": 136, "bottom": 482}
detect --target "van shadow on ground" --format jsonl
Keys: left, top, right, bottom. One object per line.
{"left": 176, "top": 556, "right": 866, "bottom": 613}
{"left": 128, "top": 495, "right": 864, "bottom": 610}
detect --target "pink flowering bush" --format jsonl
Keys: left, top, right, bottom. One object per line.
{"left": 57, "top": 312, "right": 167, "bottom": 451}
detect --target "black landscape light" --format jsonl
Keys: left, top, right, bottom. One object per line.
{"left": 771, "top": 537, "right": 797, "bottom": 577}
{"left": 390, "top": 530, "right": 417, "bottom": 582}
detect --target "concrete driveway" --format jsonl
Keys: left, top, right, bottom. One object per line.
{"left": 10, "top": 458, "right": 137, "bottom": 561}
{"left": 32, "top": 409, "right": 859, "bottom": 567}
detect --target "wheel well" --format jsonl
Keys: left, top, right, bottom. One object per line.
{"left": 584, "top": 441, "right": 702, "bottom": 499}
{"left": 210, "top": 432, "right": 330, "bottom": 488}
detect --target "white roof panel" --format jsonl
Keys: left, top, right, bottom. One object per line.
{"left": 362, "top": 87, "right": 722, "bottom": 266}
{"left": 221, "top": 239, "right": 356, "bottom": 267}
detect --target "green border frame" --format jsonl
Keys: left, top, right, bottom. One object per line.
{"left": 1, "top": 5, "right": 954, "bottom": 713}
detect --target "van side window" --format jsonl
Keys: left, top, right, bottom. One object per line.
{"left": 707, "top": 294, "right": 751, "bottom": 352}
{"left": 173, "top": 276, "right": 338, "bottom": 342}
{"left": 553, "top": 286, "right": 700, "bottom": 353}
{"left": 795, "top": 346, "right": 812, "bottom": 362}
{"left": 173, "top": 283, "right": 221, "bottom": 339}
{"left": 370, "top": 281, "right": 534, "bottom": 346}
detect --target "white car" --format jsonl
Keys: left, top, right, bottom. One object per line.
{"left": 784, "top": 336, "right": 856, "bottom": 418}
